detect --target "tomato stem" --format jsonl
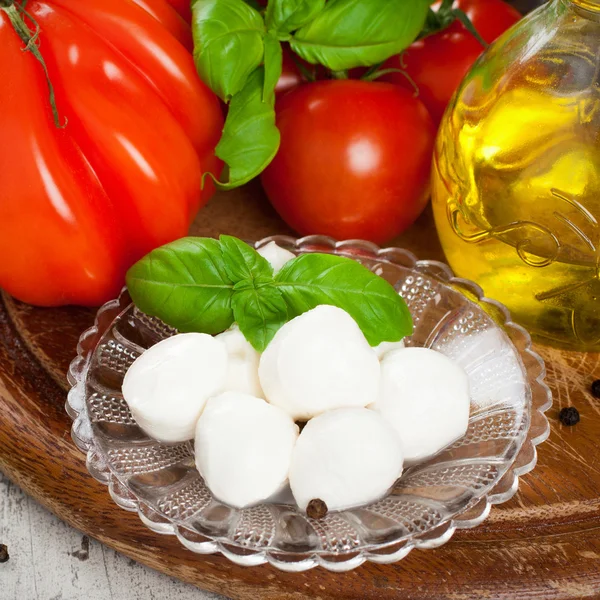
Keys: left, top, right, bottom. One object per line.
{"left": 361, "top": 61, "right": 384, "bottom": 80}
{"left": 289, "top": 53, "right": 316, "bottom": 83}
{"left": 362, "top": 67, "right": 420, "bottom": 97}
{"left": 451, "top": 8, "right": 489, "bottom": 48}
{"left": 331, "top": 70, "right": 348, "bottom": 80}
{"left": 419, "top": 0, "right": 487, "bottom": 46}
{"left": 0, "top": 1, "right": 65, "bottom": 128}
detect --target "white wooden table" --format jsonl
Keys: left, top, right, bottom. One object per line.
{"left": 0, "top": 472, "right": 227, "bottom": 600}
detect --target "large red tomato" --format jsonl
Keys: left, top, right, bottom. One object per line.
{"left": 163, "top": 0, "right": 192, "bottom": 23}
{"left": 130, "top": 0, "right": 192, "bottom": 48}
{"left": 0, "top": 0, "right": 223, "bottom": 306}
{"left": 261, "top": 80, "right": 435, "bottom": 244}
{"left": 382, "top": 0, "right": 521, "bottom": 124}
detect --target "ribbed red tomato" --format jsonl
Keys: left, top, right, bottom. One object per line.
{"left": 382, "top": 0, "right": 521, "bottom": 124}
{"left": 0, "top": 0, "right": 223, "bottom": 306}
{"left": 163, "top": 0, "right": 192, "bottom": 23}
{"left": 261, "top": 80, "right": 435, "bottom": 244}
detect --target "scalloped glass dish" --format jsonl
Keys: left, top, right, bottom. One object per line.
{"left": 67, "top": 235, "right": 551, "bottom": 572}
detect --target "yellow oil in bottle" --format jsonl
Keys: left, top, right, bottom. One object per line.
{"left": 431, "top": 0, "right": 600, "bottom": 350}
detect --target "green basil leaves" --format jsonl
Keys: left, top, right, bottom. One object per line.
{"left": 274, "top": 253, "right": 413, "bottom": 345}
{"left": 290, "top": 0, "right": 430, "bottom": 70}
{"left": 266, "top": 0, "right": 327, "bottom": 35}
{"left": 212, "top": 67, "right": 280, "bottom": 189}
{"left": 125, "top": 238, "right": 235, "bottom": 335}
{"left": 126, "top": 236, "right": 413, "bottom": 351}
{"left": 232, "top": 284, "right": 289, "bottom": 351}
{"left": 220, "top": 234, "right": 274, "bottom": 280}
{"left": 192, "top": 0, "right": 430, "bottom": 190}
{"left": 192, "top": 0, "right": 265, "bottom": 102}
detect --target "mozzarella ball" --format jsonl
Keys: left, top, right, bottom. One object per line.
{"left": 122, "top": 333, "right": 228, "bottom": 442}
{"left": 257, "top": 241, "right": 295, "bottom": 274}
{"left": 290, "top": 408, "right": 403, "bottom": 512}
{"left": 373, "top": 347, "right": 470, "bottom": 464}
{"left": 373, "top": 339, "right": 405, "bottom": 360}
{"left": 259, "top": 305, "right": 381, "bottom": 420}
{"left": 216, "top": 325, "right": 264, "bottom": 398}
{"left": 195, "top": 392, "right": 299, "bottom": 508}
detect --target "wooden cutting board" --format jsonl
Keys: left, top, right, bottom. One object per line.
{"left": 1, "top": 184, "right": 599, "bottom": 600}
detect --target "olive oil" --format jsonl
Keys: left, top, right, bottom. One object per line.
{"left": 432, "top": 0, "right": 600, "bottom": 350}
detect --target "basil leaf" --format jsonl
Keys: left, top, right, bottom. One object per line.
{"left": 126, "top": 237, "right": 235, "bottom": 334}
{"left": 290, "top": 0, "right": 429, "bottom": 70}
{"left": 213, "top": 66, "right": 280, "bottom": 189}
{"left": 192, "top": 0, "right": 265, "bottom": 102}
{"left": 219, "top": 234, "right": 274, "bottom": 281}
{"left": 263, "top": 32, "right": 283, "bottom": 101}
{"left": 266, "top": 0, "right": 326, "bottom": 35}
{"left": 274, "top": 253, "right": 413, "bottom": 345}
{"left": 232, "top": 284, "right": 289, "bottom": 351}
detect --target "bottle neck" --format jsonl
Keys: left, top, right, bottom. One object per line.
{"left": 567, "top": 0, "right": 600, "bottom": 11}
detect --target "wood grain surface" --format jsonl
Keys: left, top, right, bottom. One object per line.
{"left": 0, "top": 472, "right": 221, "bottom": 600}
{"left": 1, "top": 185, "right": 600, "bottom": 600}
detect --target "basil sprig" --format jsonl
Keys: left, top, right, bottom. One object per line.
{"left": 126, "top": 236, "right": 413, "bottom": 351}
{"left": 192, "top": 0, "right": 430, "bottom": 190}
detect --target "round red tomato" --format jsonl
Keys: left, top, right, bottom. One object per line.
{"left": 261, "top": 80, "right": 435, "bottom": 244}
{"left": 382, "top": 0, "right": 521, "bottom": 124}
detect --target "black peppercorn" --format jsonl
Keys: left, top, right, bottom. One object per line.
{"left": 306, "top": 498, "right": 328, "bottom": 520}
{"left": 0, "top": 545, "right": 9, "bottom": 563}
{"left": 559, "top": 406, "right": 580, "bottom": 426}
{"left": 591, "top": 380, "right": 600, "bottom": 399}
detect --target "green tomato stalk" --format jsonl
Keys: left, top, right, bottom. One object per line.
{"left": 0, "top": 0, "right": 65, "bottom": 127}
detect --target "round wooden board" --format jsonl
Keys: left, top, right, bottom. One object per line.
{"left": 1, "top": 185, "right": 600, "bottom": 600}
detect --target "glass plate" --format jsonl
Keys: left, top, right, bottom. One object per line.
{"left": 66, "top": 235, "right": 552, "bottom": 572}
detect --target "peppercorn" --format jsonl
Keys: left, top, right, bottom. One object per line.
{"left": 591, "top": 380, "right": 600, "bottom": 399}
{"left": 0, "top": 544, "right": 9, "bottom": 563}
{"left": 559, "top": 406, "right": 580, "bottom": 426}
{"left": 306, "top": 498, "right": 328, "bottom": 520}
